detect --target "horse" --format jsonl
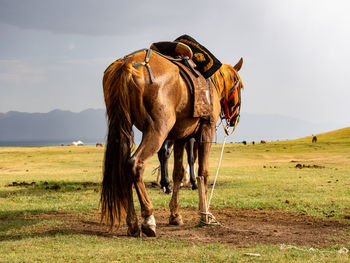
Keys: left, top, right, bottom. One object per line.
{"left": 157, "top": 139, "right": 173, "bottom": 193}
{"left": 157, "top": 137, "right": 198, "bottom": 194}
{"left": 101, "top": 49, "right": 243, "bottom": 237}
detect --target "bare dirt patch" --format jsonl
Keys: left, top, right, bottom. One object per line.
{"left": 19, "top": 207, "right": 350, "bottom": 247}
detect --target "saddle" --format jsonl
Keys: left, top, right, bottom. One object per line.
{"left": 150, "top": 40, "right": 214, "bottom": 120}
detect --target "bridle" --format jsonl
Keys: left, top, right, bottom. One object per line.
{"left": 218, "top": 69, "right": 243, "bottom": 135}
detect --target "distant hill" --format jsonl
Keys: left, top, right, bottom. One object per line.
{"left": 0, "top": 109, "right": 107, "bottom": 145}
{"left": 0, "top": 109, "right": 344, "bottom": 146}
{"left": 294, "top": 126, "right": 350, "bottom": 143}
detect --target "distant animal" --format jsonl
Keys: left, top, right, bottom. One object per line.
{"left": 101, "top": 48, "right": 244, "bottom": 237}
{"left": 252, "top": 141, "right": 255, "bottom": 145}
{"left": 312, "top": 136, "right": 317, "bottom": 143}
{"left": 242, "top": 141, "right": 247, "bottom": 145}
{"left": 260, "top": 140, "right": 266, "bottom": 144}
{"left": 96, "top": 143, "right": 103, "bottom": 147}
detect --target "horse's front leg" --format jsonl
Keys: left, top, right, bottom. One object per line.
{"left": 197, "top": 124, "right": 216, "bottom": 200}
{"left": 169, "top": 140, "right": 186, "bottom": 225}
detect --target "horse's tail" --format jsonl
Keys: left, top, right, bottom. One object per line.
{"left": 100, "top": 59, "right": 139, "bottom": 229}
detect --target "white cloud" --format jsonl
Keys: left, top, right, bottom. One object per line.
{"left": 0, "top": 60, "right": 46, "bottom": 86}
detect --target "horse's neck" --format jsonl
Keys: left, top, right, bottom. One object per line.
{"left": 212, "top": 71, "right": 228, "bottom": 100}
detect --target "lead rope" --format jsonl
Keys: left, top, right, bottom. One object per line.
{"left": 208, "top": 134, "right": 227, "bottom": 210}
{"left": 199, "top": 134, "right": 227, "bottom": 225}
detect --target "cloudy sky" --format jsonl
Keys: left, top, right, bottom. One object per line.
{"left": 0, "top": 0, "right": 349, "bottom": 126}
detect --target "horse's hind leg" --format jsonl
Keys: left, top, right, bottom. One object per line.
{"left": 129, "top": 128, "right": 172, "bottom": 237}
{"left": 186, "top": 138, "right": 198, "bottom": 190}
{"left": 126, "top": 183, "right": 140, "bottom": 237}
{"left": 157, "top": 140, "right": 173, "bottom": 194}
{"left": 169, "top": 140, "right": 186, "bottom": 225}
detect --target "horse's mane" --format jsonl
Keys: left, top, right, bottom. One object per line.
{"left": 211, "top": 64, "right": 243, "bottom": 100}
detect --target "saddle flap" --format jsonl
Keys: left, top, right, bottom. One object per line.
{"left": 174, "top": 61, "right": 213, "bottom": 119}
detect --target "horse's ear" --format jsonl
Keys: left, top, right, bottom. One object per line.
{"left": 233, "top": 57, "right": 243, "bottom": 72}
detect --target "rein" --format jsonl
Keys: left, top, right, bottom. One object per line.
{"left": 217, "top": 70, "right": 243, "bottom": 136}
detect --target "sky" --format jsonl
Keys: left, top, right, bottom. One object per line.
{"left": 0, "top": 0, "right": 349, "bottom": 126}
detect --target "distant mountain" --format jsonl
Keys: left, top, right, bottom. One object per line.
{"left": 0, "top": 109, "right": 108, "bottom": 145}
{"left": 0, "top": 109, "right": 344, "bottom": 145}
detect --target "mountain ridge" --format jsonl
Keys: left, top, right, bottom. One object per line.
{"left": 0, "top": 109, "right": 344, "bottom": 145}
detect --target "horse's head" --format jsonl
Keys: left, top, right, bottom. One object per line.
{"left": 216, "top": 58, "right": 244, "bottom": 128}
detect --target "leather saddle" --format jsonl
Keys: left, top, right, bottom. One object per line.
{"left": 150, "top": 41, "right": 212, "bottom": 120}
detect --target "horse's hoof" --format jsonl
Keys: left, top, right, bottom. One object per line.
{"left": 141, "top": 224, "right": 156, "bottom": 237}
{"left": 141, "top": 215, "right": 156, "bottom": 237}
{"left": 169, "top": 214, "right": 184, "bottom": 225}
{"left": 127, "top": 227, "right": 140, "bottom": 237}
{"left": 165, "top": 187, "right": 172, "bottom": 194}
{"left": 160, "top": 186, "right": 172, "bottom": 194}
{"left": 192, "top": 184, "right": 198, "bottom": 190}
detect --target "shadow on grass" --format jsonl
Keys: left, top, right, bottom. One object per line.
{"left": 0, "top": 209, "right": 67, "bottom": 220}
{"left": 0, "top": 218, "right": 41, "bottom": 236}
{"left": 0, "top": 228, "right": 114, "bottom": 242}
{"left": 0, "top": 181, "right": 101, "bottom": 198}
{"left": 0, "top": 210, "right": 83, "bottom": 241}
{"left": 0, "top": 215, "right": 114, "bottom": 242}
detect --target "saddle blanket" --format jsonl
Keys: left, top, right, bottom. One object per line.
{"left": 175, "top": 35, "right": 222, "bottom": 79}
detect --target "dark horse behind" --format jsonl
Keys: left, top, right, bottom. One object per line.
{"left": 158, "top": 137, "right": 198, "bottom": 194}
{"left": 101, "top": 48, "right": 243, "bottom": 237}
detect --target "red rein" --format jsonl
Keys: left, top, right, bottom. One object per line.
{"left": 220, "top": 82, "right": 241, "bottom": 123}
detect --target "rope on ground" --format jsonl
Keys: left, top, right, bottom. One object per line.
{"left": 199, "top": 211, "right": 221, "bottom": 225}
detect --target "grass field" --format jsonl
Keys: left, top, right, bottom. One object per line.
{"left": 1, "top": 127, "right": 350, "bottom": 262}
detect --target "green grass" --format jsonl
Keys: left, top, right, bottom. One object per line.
{"left": 1, "top": 235, "right": 349, "bottom": 262}
{"left": 1, "top": 127, "right": 350, "bottom": 262}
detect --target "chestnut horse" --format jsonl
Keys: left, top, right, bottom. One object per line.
{"left": 101, "top": 50, "right": 243, "bottom": 237}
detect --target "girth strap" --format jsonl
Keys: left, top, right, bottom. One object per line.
{"left": 132, "top": 49, "right": 199, "bottom": 84}
{"left": 133, "top": 49, "right": 155, "bottom": 83}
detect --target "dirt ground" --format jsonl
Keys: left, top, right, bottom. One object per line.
{"left": 21, "top": 207, "right": 350, "bottom": 248}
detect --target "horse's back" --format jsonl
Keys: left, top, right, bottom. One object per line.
{"left": 125, "top": 51, "right": 198, "bottom": 138}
